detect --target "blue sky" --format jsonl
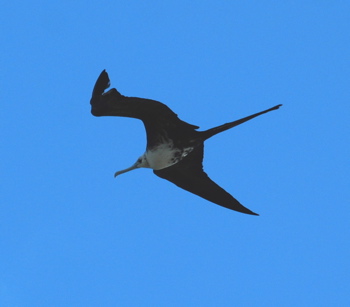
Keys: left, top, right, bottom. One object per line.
{"left": 1, "top": 1, "right": 349, "bottom": 306}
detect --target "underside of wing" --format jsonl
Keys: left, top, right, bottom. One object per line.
{"left": 153, "top": 146, "right": 258, "bottom": 215}
{"left": 90, "top": 70, "right": 170, "bottom": 118}
{"left": 90, "top": 70, "right": 200, "bottom": 148}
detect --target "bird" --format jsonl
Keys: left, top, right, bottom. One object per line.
{"left": 90, "top": 70, "right": 282, "bottom": 215}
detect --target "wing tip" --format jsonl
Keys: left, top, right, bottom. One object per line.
{"left": 91, "top": 69, "right": 111, "bottom": 97}
{"left": 235, "top": 207, "right": 259, "bottom": 216}
{"left": 248, "top": 211, "right": 259, "bottom": 216}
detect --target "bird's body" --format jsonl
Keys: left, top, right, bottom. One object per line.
{"left": 144, "top": 142, "right": 194, "bottom": 170}
{"left": 90, "top": 70, "right": 282, "bottom": 215}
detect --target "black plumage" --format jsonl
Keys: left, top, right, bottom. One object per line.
{"left": 90, "top": 70, "right": 282, "bottom": 215}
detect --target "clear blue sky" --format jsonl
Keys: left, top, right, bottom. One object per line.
{"left": 1, "top": 1, "right": 349, "bottom": 306}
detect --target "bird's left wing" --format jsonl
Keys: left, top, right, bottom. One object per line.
{"left": 90, "top": 70, "right": 200, "bottom": 148}
{"left": 153, "top": 145, "right": 258, "bottom": 215}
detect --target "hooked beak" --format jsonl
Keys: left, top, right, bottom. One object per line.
{"left": 114, "top": 162, "right": 139, "bottom": 178}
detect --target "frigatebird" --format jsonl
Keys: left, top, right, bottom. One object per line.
{"left": 90, "top": 70, "right": 282, "bottom": 215}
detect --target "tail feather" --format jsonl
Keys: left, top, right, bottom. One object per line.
{"left": 201, "top": 104, "right": 282, "bottom": 140}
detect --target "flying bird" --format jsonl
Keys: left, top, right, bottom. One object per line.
{"left": 90, "top": 70, "right": 282, "bottom": 215}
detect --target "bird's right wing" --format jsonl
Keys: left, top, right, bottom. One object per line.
{"left": 153, "top": 145, "right": 258, "bottom": 215}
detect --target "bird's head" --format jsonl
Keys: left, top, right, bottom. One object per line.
{"left": 114, "top": 154, "right": 150, "bottom": 178}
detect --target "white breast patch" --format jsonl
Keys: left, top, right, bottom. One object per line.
{"left": 145, "top": 142, "right": 193, "bottom": 170}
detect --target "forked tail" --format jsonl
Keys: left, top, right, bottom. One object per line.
{"left": 200, "top": 104, "right": 282, "bottom": 140}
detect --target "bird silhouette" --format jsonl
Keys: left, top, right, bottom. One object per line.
{"left": 90, "top": 70, "right": 282, "bottom": 215}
